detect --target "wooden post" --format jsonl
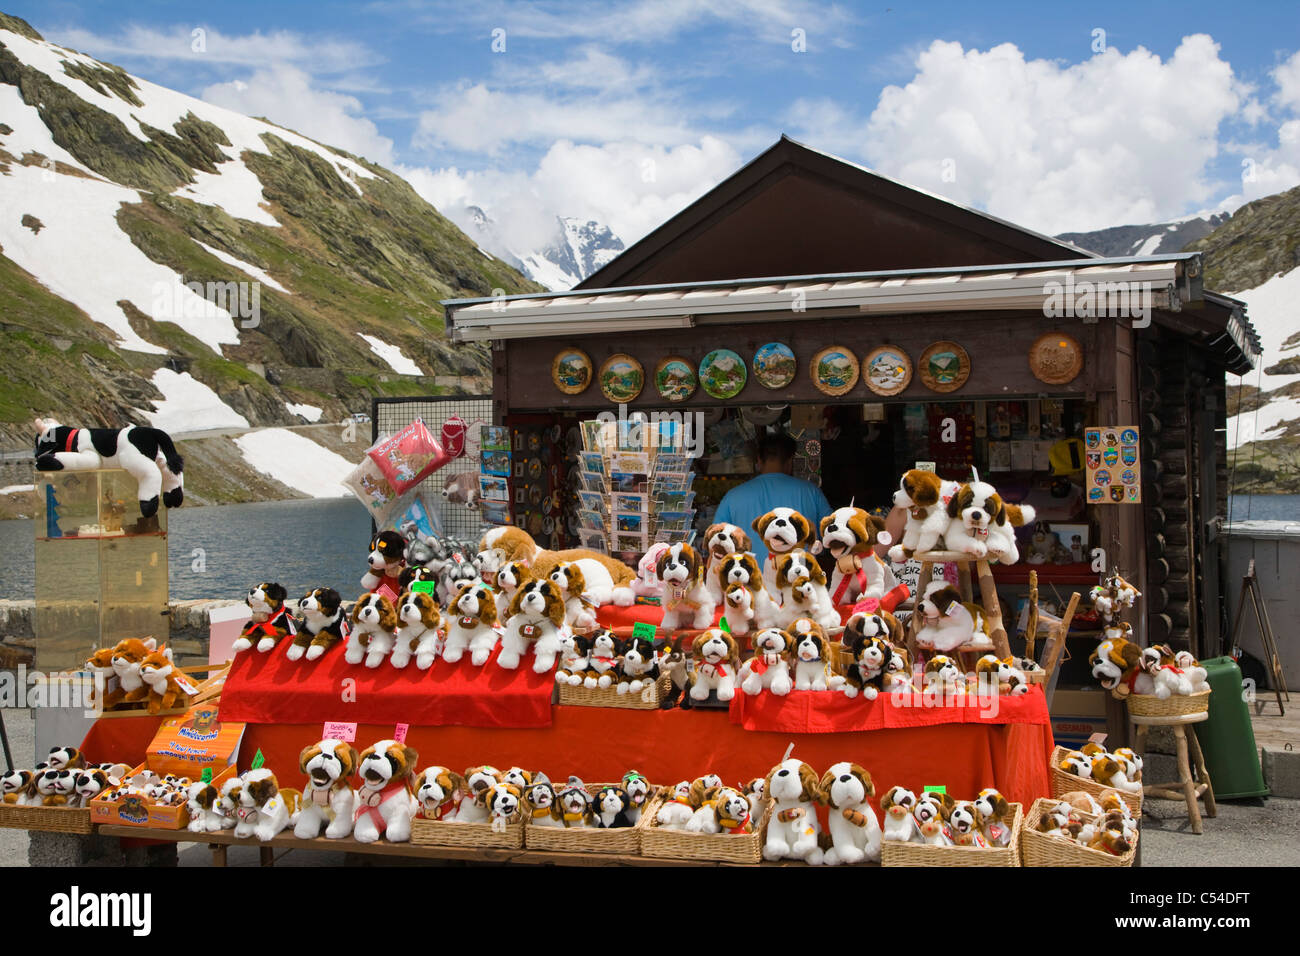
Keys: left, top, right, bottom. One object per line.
{"left": 210, "top": 844, "right": 226, "bottom": 867}
{"left": 975, "top": 559, "right": 1009, "bottom": 659}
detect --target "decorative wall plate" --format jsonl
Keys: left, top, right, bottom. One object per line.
{"left": 698, "top": 348, "right": 747, "bottom": 400}
{"left": 655, "top": 356, "right": 697, "bottom": 402}
{"left": 552, "top": 348, "right": 593, "bottom": 394}
{"left": 752, "top": 342, "right": 797, "bottom": 390}
{"left": 599, "top": 353, "right": 645, "bottom": 403}
{"left": 918, "top": 341, "right": 971, "bottom": 393}
{"left": 810, "top": 345, "right": 860, "bottom": 396}
{"left": 863, "top": 345, "right": 913, "bottom": 396}
{"left": 1029, "top": 332, "right": 1083, "bottom": 385}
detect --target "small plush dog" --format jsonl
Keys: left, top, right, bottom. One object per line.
{"left": 654, "top": 780, "right": 697, "bottom": 830}
{"left": 923, "top": 654, "right": 967, "bottom": 694}
{"left": 486, "top": 782, "right": 524, "bottom": 830}
{"left": 657, "top": 543, "right": 717, "bottom": 631}
{"left": 290, "top": 587, "right": 350, "bottom": 661}
{"left": 842, "top": 598, "right": 904, "bottom": 648}
{"left": 591, "top": 785, "right": 633, "bottom": 829}
{"left": 763, "top": 758, "right": 824, "bottom": 864}
{"left": 555, "top": 631, "right": 592, "bottom": 686}
{"left": 820, "top": 763, "right": 882, "bottom": 864}
{"left": 35, "top": 768, "right": 77, "bottom": 806}
{"left": 621, "top": 771, "right": 653, "bottom": 824}
{"left": 454, "top": 766, "right": 503, "bottom": 823}
{"left": 1090, "top": 572, "right": 1141, "bottom": 623}
{"left": 549, "top": 561, "right": 600, "bottom": 630}
{"left": 46, "top": 746, "right": 85, "bottom": 770}
{"left": 949, "top": 801, "right": 989, "bottom": 847}
{"left": 557, "top": 780, "right": 594, "bottom": 828}
{"left": 915, "top": 580, "right": 992, "bottom": 653}
{"left": 1089, "top": 631, "right": 1143, "bottom": 695}
{"left": 522, "top": 780, "right": 563, "bottom": 827}
{"left": 788, "top": 618, "right": 842, "bottom": 692}
{"left": 393, "top": 588, "right": 443, "bottom": 669}
{"left": 500, "top": 578, "right": 568, "bottom": 672}
{"left": 773, "top": 549, "right": 840, "bottom": 630}
{"left": 889, "top": 469, "right": 961, "bottom": 561}
{"left": 688, "top": 628, "right": 741, "bottom": 702}
{"left": 944, "top": 480, "right": 1035, "bottom": 564}
{"left": 214, "top": 778, "right": 242, "bottom": 829}
{"left": 616, "top": 635, "right": 661, "bottom": 695}
{"left": 884, "top": 645, "right": 916, "bottom": 692}
{"left": 296, "top": 739, "right": 360, "bottom": 839}
{"left": 841, "top": 632, "right": 892, "bottom": 700}
{"left": 441, "top": 581, "right": 501, "bottom": 665}
{"left": 975, "top": 654, "right": 1029, "bottom": 695}
{"left": 818, "top": 506, "right": 895, "bottom": 603}
{"left": 492, "top": 559, "right": 533, "bottom": 624}
{"left": 913, "top": 791, "right": 955, "bottom": 846}
{"left": 353, "top": 740, "right": 419, "bottom": 843}
{"left": 361, "top": 530, "right": 407, "bottom": 595}
{"left": 973, "top": 788, "right": 1016, "bottom": 846}
{"left": 714, "top": 552, "right": 780, "bottom": 637}
{"left": 185, "top": 780, "right": 225, "bottom": 833}
{"left": 236, "top": 582, "right": 297, "bottom": 653}
{"left": 880, "top": 786, "right": 920, "bottom": 843}
{"left": 347, "top": 591, "right": 399, "bottom": 667}
{"left": 753, "top": 508, "right": 814, "bottom": 596}
{"left": 74, "top": 769, "right": 120, "bottom": 808}
{"left": 739, "top": 627, "right": 794, "bottom": 696}
{"left": 701, "top": 787, "right": 754, "bottom": 835}
{"left": 238, "top": 769, "right": 300, "bottom": 841}
{"left": 582, "top": 629, "right": 621, "bottom": 689}
{"left": 702, "top": 523, "right": 752, "bottom": 604}
{"left": 741, "top": 777, "right": 767, "bottom": 818}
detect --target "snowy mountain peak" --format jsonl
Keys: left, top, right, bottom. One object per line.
{"left": 450, "top": 204, "right": 625, "bottom": 291}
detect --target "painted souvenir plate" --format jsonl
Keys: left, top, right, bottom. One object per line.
{"left": 698, "top": 348, "right": 747, "bottom": 400}
{"left": 752, "top": 342, "right": 797, "bottom": 390}
{"left": 551, "top": 348, "right": 593, "bottom": 395}
{"left": 1028, "top": 332, "right": 1083, "bottom": 385}
{"left": 918, "top": 341, "right": 971, "bottom": 393}
{"left": 810, "top": 345, "right": 860, "bottom": 396}
{"left": 655, "top": 356, "right": 697, "bottom": 402}
{"left": 863, "top": 345, "right": 912, "bottom": 396}
{"left": 599, "top": 353, "right": 645, "bottom": 403}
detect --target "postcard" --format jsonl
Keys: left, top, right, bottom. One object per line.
{"left": 578, "top": 529, "right": 608, "bottom": 554}
{"left": 580, "top": 451, "right": 607, "bottom": 476}
{"left": 609, "top": 471, "right": 648, "bottom": 493}
{"left": 611, "top": 451, "right": 650, "bottom": 474}
{"left": 613, "top": 531, "right": 648, "bottom": 555}
{"left": 577, "top": 490, "right": 608, "bottom": 513}
{"left": 480, "top": 449, "right": 511, "bottom": 477}
{"left": 479, "top": 501, "right": 511, "bottom": 526}
{"left": 478, "top": 475, "right": 509, "bottom": 501}
{"left": 614, "top": 511, "right": 646, "bottom": 533}
{"left": 611, "top": 492, "right": 648, "bottom": 513}
{"left": 480, "top": 425, "right": 510, "bottom": 452}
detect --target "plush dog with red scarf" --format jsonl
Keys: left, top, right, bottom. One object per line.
{"left": 753, "top": 508, "right": 814, "bottom": 596}
{"left": 715, "top": 552, "right": 781, "bottom": 637}
{"left": 361, "top": 530, "right": 407, "bottom": 600}
{"left": 700, "top": 786, "right": 755, "bottom": 835}
{"left": 772, "top": 550, "right": 840, "bottom": 630}
{"left": 616, "top": 635, "right": 661, "bottom": 696}
{"left": 817, "top": 506, "right": 897, "bottom": 604}
{"left": 656, "top": 542, "right": 717, "bottom": 631}
{"left": 739, "top": 626, "right": 794, "bottom": 696}
{"left": 295, "top": 739, "right": 360, "bottom": 839}
{"left": 234, "top": 583, "right": 297, "bottom": 654}
{"left": 414, "top": 765, "right": 467, "bottom": 823}
{"left": 581, "top": 628, "right": 622, "bottom": 689}
{"left": 688, "top": 628, "right": 741, "bottom": 702}
{"left": 841, "top": 630, "right": 893, "bottom": 701}
{"left": 441, "top": 581, "right": 501, "bottom": 665}
{"left": 702, "top": 523, "right": 752, "bottom": 604}
{"left": 888, "top": 469, "right": 961, "bottom": 562}
{"left": 353, "top": 740, "right": 419, "bottom": 843}
{"left": 653, "top": 780, "right": 697, "bottom": 830}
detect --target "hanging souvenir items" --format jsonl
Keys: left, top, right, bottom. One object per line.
{"left": 918, "top": 341, "right": 971, "bottom": 393}
{"left": 699, "top": 348, "right": 747, "bottom": 400}
{"left": 863, "top": 345, "right": 912, "bottom": 396}
{"left": 600, "top": 353, "right": 645, "bottom": 403}
{"left": 655, "top": 356, "right": 698, "bottom": 402}
{"left": 440, "top": 415, "right": 467, "bottom": 459}
{"left": 1029, "top": 332, "right": 1083, "bottom": 385}
{"left": 810, "top": 345, "right": 860, "bottom": 396}
{"left": 752, "top": 342, "right": 797, "bottom": 390}
{"left": 552, "top": 348, "right": 593, "bottom": 395}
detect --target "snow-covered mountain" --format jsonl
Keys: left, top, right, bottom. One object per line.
{"left": 1055, "top": 213, "right": 1230, "bottom": 258}
{"left": 459, "top": 206, "right": 625, "bottom": 291}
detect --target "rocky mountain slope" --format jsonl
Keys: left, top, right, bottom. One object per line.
{"left": 1057, "top": 213, "right": 1228, "bottom": 259}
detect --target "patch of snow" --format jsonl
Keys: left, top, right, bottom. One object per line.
{"left": 1133, "top": 233, "right": 1163, "bottom": 256}
{"left": 285, "top": 402, "right": 323, "bottom": 422}
{"left": 357, "top": 333, "right": 423, "bottom": 375}
{"left": 0, "top": 83, "right": 89, "bottom": 171}
{"left": 194, "top": 240, "right": 290, "bottom": 292}
{"left": 178, "top": 163, "right": 280, "bottom": 228}
{"left": 1227, "top": 266, "right": 1300, "bottom": 449}
{"left": 146, "top": 368, "right": 249, "bottom": 432}
{"left": 0, "top": 484, "right": 34, "bottom": 495}
{"left": 232, "top": 428, "right": 353, "bottom": 498}
{"left": 517, "top": 253, "right": 578, "bottom": 292}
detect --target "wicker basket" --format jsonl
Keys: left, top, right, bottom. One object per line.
{"left": 556, "top": 672, "right": 672, "bottom": 710}
{"left": 1049, "top": 746, "right": 1143, "bottom": 814}
{"left": 1126, "top": 688, "right": 1211, "bottom": 718}
{"left": 0, "top": 803, "right": 93, "bottom": 834}
{"left": 639, "top": 793, "right": 766, "bottom": 863}
{"left": 1020, "top": 797, "right": 1136, "bottom": 867}
{"left": 410, "top": 812, "right": 526, "bottom": 849}
{"left": 523, "top": 783, "right": 650, "bottom": 854}
{"left": 881, "top": 802, "right": 1022, "bottom": 867}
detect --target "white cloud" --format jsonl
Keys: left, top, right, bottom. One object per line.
{"left": 201, "top": 66, "right": 395, "bottom": 165}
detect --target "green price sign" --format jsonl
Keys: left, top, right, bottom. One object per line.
{"left": 923, "top": 785, "right": 946, "bottom": 795}
{"left": 631, "top": 622, "right": 657, "bottom": 642}
{"left": 200, "top": 767, "right": 213, "bottom": 783}
{"left": 251, "top": 749, "right": 265, "bottom": 771}
{"left": 409, "top": 580, "right": 437, "bottom": 594}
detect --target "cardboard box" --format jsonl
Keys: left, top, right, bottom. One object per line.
{"left": 89, "top": 763, "right": 236, "bottom": 829}
{"left": 1050, "top": 687, "right": 1110, "bottom": 749}
{"left": 145, "top": 702, "right": 245, "bottom": 779}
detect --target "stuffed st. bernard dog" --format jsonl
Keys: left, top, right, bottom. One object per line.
{"left": 548, "top": 561, "right": 599, "bottom": 630}
{"left": 616, "top": 636, "right": 661, "bottom": 695}
{"left": 913, "top": 791, "right": 955, "bottom": 846}
{"left": 522, "top": 780, "right": 563, "bottom": 828}
{"left": 394, "top": 588, "right": 443, "bottom": 669}
{"left": 763, "top": 758, "right": 824, "bottom": 864}
{"left": 290, "top": 587, "right": 349, "bottom": 661}
{"left": 772, "top": 550, "right": 839, "bottom": 630}
{"left": 621, "top": 771, "right": 653, "bottom": 824}
{"left": 500, "top": 578, "right": 568, "bottom": 672}
{"left": 818, "top": 506, "right": 897, "bottom": 604}
{"left": 656, "top": 542, "right": 717, "bottom": 631}
{"left": 841, "top": 632, "right": 892, "bottom": 700}
{"left": 753, "top": 508, "right": 814, "bottom": 596}
{"left": 295, "top": 739, "right": 360, "bottom": 839}
{"left": 554, "top": 631, "right": 591, "bottom": 686}
{"left": 715, "top": 552, "right": 780, "bottom": 637}
{"left": 787, "top": 618, "right": 843, "bottom": 692}
{"left": 238, "top": 769, "right": 301, "bottom": 842}
{"left": 347, "top": 591, "right": 399, "bottom": 667}
{"left": 414, "top": 766, "right": 466, "bottom": 822}
{"left": 739, "top": 627, "right": 793, "bottom": 696}
{"left": 888, "top": 469, "right": 961, "bottom": 562}
{"left": 880, "top": 786, "right": 920, "bottom": 843}
{"left": 185, "top": 780, "right": 225, "bottom": 833}
{"left": 441, "top": 582, "right": 501, "bottom": 665}
{"left": 944, "top": 480, "right": 1035, "bottom": 564}
{"left": 820, "top": 762, "right": 882, "bottom": 864}
{"left": 696, "top": 786, "right": 753, "bottom": 835}
{"left": 486, "top": 782, "right": 524, "bottom": 830}
{"left": 453, "top": 766, "right": 503, "bottom": 823}
{"left": 581, "top": 629, "right": 621, "bottom": 689}
{"left": 923, "top": 654, "right": 967, "bottom": 694}
{"left": 353, "top": 740, "right": 419, "bottom": 843}
{"left": 915, "top": 580, "right": 992, "bottom": 653}
{"left": 653, "top": 780, "right": 697, "bottom": 830}
{"left": 973, "top": 787, "right": 1016, "bottom": 847}
{"left": 492, "top": 559, "right": 533, "bottom": 624}
{"left": 477, "top": 526, "right": 636, "bottom": 606}
{"left": 702, "top": 523, "right": 752, "bottom": 604}
{"left": 688, "top": 628, "right": 741, "bottom": 702}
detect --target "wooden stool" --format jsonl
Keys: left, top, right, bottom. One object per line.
{"left": 906, "top": 552, "right": 1010, "bottom": 668}
{"left": 1132, "top": 711, "right": 1217, "bottom": 835}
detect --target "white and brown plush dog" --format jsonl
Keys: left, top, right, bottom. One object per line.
{"left": 913, "top": 791, "right": 955, "bottom": 846}
{"left": 923, "top": 654, "right": 967, "bottom": 694}
{"left": 477, "top": 526, "right": 636, "bottom": 605}
{"left": 453, "top": 765, "right": 503, "bottom": 823}
{"left": 773, "top": 549, "right": 839, "bottom": 630}
{"left": 741, "top": 777, "right": 767, "bottom": 818}
{"left": 884, "top": 645, "right": 916, "bottom": 693}
{"left": 35, "top": 768, "right": 77, "bottom": 806}
{"left": 235, "top": 583, "right": 298, "bottom": 654}
{"left": 915, "top": 580, "right": 992, "bottom": 653}
{"left": 295, "top": 739, "right": 359, "bottom": 839}
{"left": 843, "top": 596, "right": 904, "bottom": 647}
{"left": 820, "top": 763, "right": 882, "bottom": 864}
{"left": 621, "top": 771, "right": 652, "bottom": 824}
{"left": 581, "top": 629, "right": 621, "bottom": 689}
{"left": 556, "top": 780, "right": 594, "bottom": 828}
{"left": 739, "top": 627, "right": 794, "bottom": 696}
{"left": 353, "top": 740, "right": 419, "bottom": 843}
{"left": 657, "top": 543, "right": 717, "bottom": 631}
{"left": 492, "top": 559, "right": 533, "bottom": 624}
{"left": 841, "top": 632, "right": 892, "bottom": 701}
{"left": 394, "top": 588, "right": 443, "bottom": 669}
{"left": 949, "top": 801, "right": 988, "bottom": 847}
{"left": 500, "top": 578, "right": 568, "bottom": 672}
{"left": 1090, "top": 572, "right": 1141, "bottom": 623}
{"left": 788, "top": 618, "right": 842, "bottom": 691}
{"left": 973, "top": 787, "right": 1016, "bottom": 847}
{"left": 688, "top": 628, "right": 741, "bottom": 702}
{"left": 616, "top": 635, "right": 661, "bottom": 695}
{"left": 46, "top": 746, "right": 85, "bottom": 771}
{"left": 554, "top": 631, "right": 591, "bottom": 686}
{"left": 888, "top": 470, "right": 961, "bottom": 561}
{"left": 413, "top": 766, "right": 465, "bottom": 821}
{"left": 819, "top": 507, "right": 896, "bottom": 604}
{"left": 975, "top": 654, "right": 1029, "bottom": 695}
{"left": 346, "top": 591, "right": 399, "bottom": 667}
{"left": 185, "top": 780, "right": 225, "bottom": 833}
{"left": 653, "top": 780, "right": 697, "bottom": 830}
{"left": 763, "top": 758, "right": 824, "bottom": 864}
{"left": 238, "top": 769, "right": 301, "bottom": 842}
{"left": 753, "top": 508, "right": 814, "bottom": 595}
{"left": 549, "top": 561, "right": 600, "bottom": 631}
{"left": 715, "top": 552, "right": 781, "bottom": 637}
{"left": 945, "top": 480, "right": 1035, "bottom": 564}
{"left": 486, "top": 782, "right": 524, "bottom": 830}
{"left": 880, "top": 786, "right": 920, "bottom": 843}
{"left": 694, "top": 786, "right": 754, "bottom": 834}
{"left": 290, "top": 587, "right": 349, "bottom": 662}
{"left": 522, "top": 780, "right": 563, "bottom": 828}
{"left": 702, "top": 523, "right": 752, "bottom": 604}
{"left": 213, "top": 777, "right": 242, "bottom": 829}
{"left": 74, "top": 769, "right": 120, "bottom": 808}
{"left": 442, "top": 582, "right": 501, "bottom": 665}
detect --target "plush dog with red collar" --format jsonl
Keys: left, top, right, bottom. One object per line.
{"left": 945, "top": 479, "right": 1035, "bottom": 564}
{"left": 753, "top": 508, "right": 814, "bottom": 596}
{"left": 413, "top": 766, "right": 465, "bottom": 822}
{"left": 353, "top": 740, "right": 419, "bottom": 843}
{"left": 880, "top": 786, "right": 920, "bottom": 843}
{"left": 657, "top": 543, "right": 717, "bottom": 631}
{"left": 616, "top": 635, "right": 662, "bottom": 695}
{"left": 441, "top": 581, "right": 501, "bottom": 665}
{"left": 295, "top": 739, "right": 359, "bottom": 839}
{"left": 715, "top": 552, "right": 781, "bottom": 637}
{"left": 235, "top": 583, "right": 297, "bottom": 654}
{"left": 346, "top": 591, "right": 399, "bottom": 667}
{"left": 238, "top": 768, "right": 301, "bottom": 842}
{"left": 290, "top": 587, "right": 350, "bottom": 662}
{"left": 820, "top": 762, "right": 882, "bottom": 864}
{"left": 763, "top": 758, "right": 824, "bottom": 864}
{"left": 888, "top": 469, "right": 961, "bottom": 562}
{"left": 549, "top": 561, "right": 600, "bottom": 631}
{"left": 688, "top": 628, "right": 741, "bottom": 702}
{"left": 702, "top": 523, "right": 752, "bottom": 604}
{"left": 653, "top": 780, "right": 697, "bottom": 830}
{"left": 694, "top": 786, "right": 753, "bottom": 835}
{"left": 773, "top": 549, "right": 840, "bottom": 630}
{"left": 739, "top": 626, "right": 794, "bottom": 696}
{"left": 841, "top": 631, "right": 893, "bottom": 700}
{"left": 361, "top": 530, "right": 407, "bottom": 598}
{"left": 915, "top": 580, "right": 992, "bottom": 653}
{"left": 818, "top": 507, "right": 897, "bottom": 604}
{"left": 500, "top": 578, "right": 569, "bottom": 672}
{"left": 581, "top": 629, "right": 622, "bottom": 689}
{"left": 394, "top": 588, "right": 443, "bottom": 669}
{"left": 788, "top": 618, "right": 843, "bottom": 692}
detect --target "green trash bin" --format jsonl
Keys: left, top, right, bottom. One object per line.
{"left": 1193, "top": 656, "right": 1269, "bottom": 799}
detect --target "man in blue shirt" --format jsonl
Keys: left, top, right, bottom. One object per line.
{"left": 713, "top": 431, "right": 832, "bottom": 567}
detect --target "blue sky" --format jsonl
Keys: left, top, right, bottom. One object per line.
{"left": 12, "top": 0, "right": 1300, "bottom": 255}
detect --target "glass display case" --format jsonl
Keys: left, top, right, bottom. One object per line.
{"left": 33, "top": 469, "right": 169, "bottom": 671}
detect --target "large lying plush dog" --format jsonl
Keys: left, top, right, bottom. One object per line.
{"left": 33, "top": 418, "right": 184, "bottom": 518}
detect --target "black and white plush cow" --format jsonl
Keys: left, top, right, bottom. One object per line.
{"left": 33, "top": 418, "right": 184, "bottom": 518}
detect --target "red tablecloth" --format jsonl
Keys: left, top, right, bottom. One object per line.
{"left": 217, "top": 641, "right": 555, "bottom": 728}
{"left": 80, "top": 706, "right": 1054, "bottom": 808}
{"left": 595, "top": 603, "right": 855, "bottom": 630}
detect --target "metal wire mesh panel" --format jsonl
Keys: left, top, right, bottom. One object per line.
{"left": 372, "top": 396, "right": 493, "bottom": 541}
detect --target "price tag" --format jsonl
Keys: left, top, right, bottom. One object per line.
{"left": 1088, "top": 732, "right": 1108, "bottom": 745}
{"left": 250, "top": 749, "right": 265, "bottom": 771}
{"left": 200, "top": 768, "right": 213, "bottom": 784}
{"left": 410, "top": 580, "right": 436, "bottom": 595}
{"left": 923, "top": 785, "right": 946, "bottom": 795}
{"left": 323, "top": 721, "right": 357, "bottom": 743}
{"left": 394, "top": 723, "right": 409, "bottom": 744}
{"left": 719, "top": 617, "right": 732, "bottom": 634}
{"left": 631, "top": 622, "right": 656, "bottom": 642}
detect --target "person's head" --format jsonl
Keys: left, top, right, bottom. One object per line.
{"left": 756, "top": 431, "right": 797, "bottom": 474}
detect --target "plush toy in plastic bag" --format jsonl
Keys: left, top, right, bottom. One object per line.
{"left": 367, "top": 419, "right": 450, "bottom": 494}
